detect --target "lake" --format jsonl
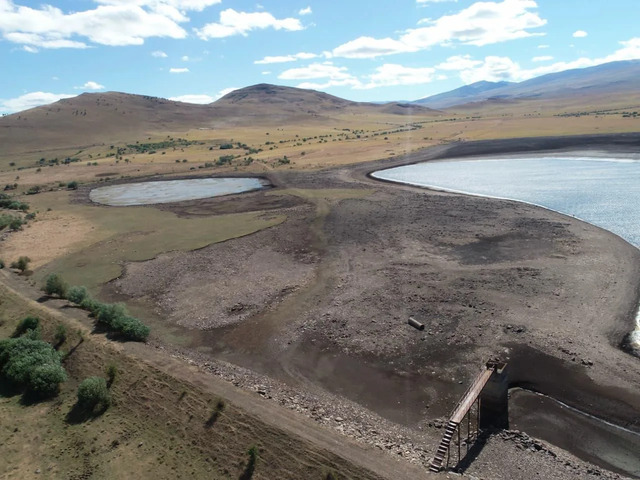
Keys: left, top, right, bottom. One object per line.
{"left": 90, "top": 177, "right": 267, "bottom": 206}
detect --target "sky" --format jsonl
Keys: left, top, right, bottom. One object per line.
{"left": 0, "top": 0, "right": 639, "bottom": 113}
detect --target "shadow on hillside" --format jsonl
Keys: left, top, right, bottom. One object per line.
{"left": 65, "top": 402, "right": 108, "bottom": 424}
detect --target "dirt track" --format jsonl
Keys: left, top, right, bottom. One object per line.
{"left": 105, "top": 133, "right": 640, "bottom": 478}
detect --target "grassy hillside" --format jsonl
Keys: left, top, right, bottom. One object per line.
{"left": 0, "top": 279, "right": 383, "bottom": 480}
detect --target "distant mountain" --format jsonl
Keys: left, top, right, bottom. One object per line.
{"left": 414, "top": 81, "right": 514, "bottom": 109}
{"left": 414, "top": 60, "right": 640, "bottom": 109}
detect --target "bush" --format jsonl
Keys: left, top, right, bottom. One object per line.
{"left": 43, "top": 273, "right": 68, "bottom": 298}
{"left": 79, "top": 295, "right": 101, "bottom": 315}
{"left": 0, "top": 259, "right": 4, "bottom": 269}
{"left": 10, "top": 256, "right": 30, "bottom": 272}
{"left": 67, "top": 181, "right": 78, "bottom": 190}
{"left": 54, "top": 324, "right": 67, "bottom": 345}
{"left": 13, "top": 316, "right": 39, "bottom": 337}
{"left": 77, "top": 377, "right": 110, "bottom": 410}
{"left": 96, "top": 303, "right": 128, "bottom": 327}
{"left": 106, "top": 363, "right": 118, "bottom": 386}
{"left": 66, "top": 285, "right": 89, "bottom": 305}
{"left": 0, "top": 337, "right": 67, "bottom": 396}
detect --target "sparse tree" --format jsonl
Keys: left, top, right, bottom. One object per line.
{"left": 10, "top": 256, "right": 30, "bottom": 273}
{"left": 43, "top": 273, "right": 68, "bottom": 298}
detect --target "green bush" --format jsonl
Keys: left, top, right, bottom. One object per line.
{"left": 77, "top": 376, "right": 110, "bottom": 409}
{"left": 79, "top": 295, "right": 101, "bottom": 315}
{"left": 43, "top": 273, "right": 68, "bottom": 298}
{"left": 106, "top": 363, "right": 118, "bottom": 386}
{"left": 66, "top": 285, "right": 89, "bottom": 304}
{"left": 13, "top": 316, "right": 39, "bottom": 337}
{"left": 96, "top": 303, "right": 128, "bottom": 327}
{"left": 0, "top": 337, "right": 67, "bottom": 396}
{"left": 67, "top": 181, "right": 78, "bottom": 190}
{"left": 0, "top": 259, "right": 4, "bottom": 269}
{"left": 10, "top": 256, "right": 30, "bottom": 272}
{"left": 54, "top": 324, "right": 67, "bottom": 345}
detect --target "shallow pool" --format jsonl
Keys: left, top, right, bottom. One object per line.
{"left": 90, "top": 177, "right": 267, "bottom": 206}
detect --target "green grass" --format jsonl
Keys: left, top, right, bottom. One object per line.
{"left": 34, "top": 197, "right": 285, "bottom": 290}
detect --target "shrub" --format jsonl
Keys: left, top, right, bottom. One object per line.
{"left": 67, "top": 286, "right": 89, "bottom": 305}
{"left": 43, "top": 273, "right": 68, "bottom": 298}
{"left": 0, "top": 337, "right": 67, "bottom": 396}
{"left": 106, "top": 363, "right": 118, "bottom": 386}
{"left": 10, "top": 256, "right": 30, "bottom": 272}
{"left": 242, "top": 446, "right": 259, "bottom": 479}
{"left": 77, "top": 377, "right": 110, "bottom": 410}
{"left": 9, "top": 217, "right": 24, "bottom": 231}
{"left": 0, "top": 259, "right": 4, "bottom": 269}
{"left": 96, "top": 302, "right": 128, "bottom": 327}
{"left": 79, "top": 296, "right": 101, "bottom": 315}
{"left": 13, "top": 316, "right": 39, "bottom": 337}
{"left": 54, "top": 324, "right": 67, "bottom": 345}
{"left": 219, "top": 143, "right": 233, "bottom": 149}
{"left": 67, "top": 181, "right": 78, "bottom": 190}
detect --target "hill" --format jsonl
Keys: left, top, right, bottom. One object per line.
{"left": 0, "top": 84, "right": 440, "bottom": 157}
{"left": 414, "top": 60, "right": 640, "bottom": 109}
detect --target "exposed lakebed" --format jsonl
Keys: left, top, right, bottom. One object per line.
{"left": 373, "top": 153, "right": 640, "bottom": 348}
{"left": 90, "top": 177, "right": 267, "bottom": 206}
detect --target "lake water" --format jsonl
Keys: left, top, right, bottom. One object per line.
{"left": 372, "top": 154, "right": 640, "bottom": 347}
{"left": 90, "top": 177, "right": 266, "bottom": 206}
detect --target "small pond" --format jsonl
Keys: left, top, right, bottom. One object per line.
{"left": 89, "top": 177, "right": 267, "bottom": 206}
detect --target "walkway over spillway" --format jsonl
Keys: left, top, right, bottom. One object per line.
{"left": 429, "top": 361, "right": 507, "bottom": 473}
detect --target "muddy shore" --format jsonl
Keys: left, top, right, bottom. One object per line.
{"left": 102, "top": 133, "right": 640, "bottom": 478}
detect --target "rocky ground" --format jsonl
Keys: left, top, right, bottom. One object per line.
{"left": 102, "top": 133, "right": 640, "bottom": 479}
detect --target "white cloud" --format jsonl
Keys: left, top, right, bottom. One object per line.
{"left": 215, "top": 87, "right": 240, "bottom": 99}
{"left": 169, "top": 67, "right": 189, "bottom": 73}
{"left": 299, "top": 6, "right": 312, "bottom": 15}
{"left": 0, "top": 1, "right": 190, "bottom": 49}
{"left": 436, "top": 54, "right": 482, "bottom": 70}
{"left": 254, "top": 52, "right": 318, "bottom": 64}
{"left": 279, "top": 62, "right": 362, "bottom": 89}
{"left": 537, "top": 44, "right": 549, "bottom": 48}
{"left": 181, "top": 55, "right": 189, "bottom": 61}
{"left": 417, "top": 0, "right": 458, "bottom": 3}
{"left": 169, "top": 94, "right": 215, "bottom": 103}
{"left": 23, "top": 45, "right": 37, "bottom": 53}
{"left": 573, "top": 30, "right": 588, "bottom": 38}
{"left": 333, "top": 0, "right": 546, "bottom": 59}
{"left": 357, "top": 63, "right": 436, "bottom": 89}
{"left": 96, "top": 0, "right": 221, "bottom": 10}
{"left": 1, "top": 91, "right": 75, "bottom": 114}
{"left": 195, "top": 8, "right": 303, "bottom": 39}
{"left": 436, "top": 37, "right": 640, "bottom": 85}
{"left": 152, "top": 50, "right": 168, "bottom": 57}
{"left": 75, "top": 81, "right": 105, "bottom": 90}
{"left": 261, "top": 71, "right": 271, "bottom": 75}
{"left": 532, "top": 55, "right": 553, "bottom": 62}
{"left": 296, "top": 78, "right": 361, "bottom": 90}
{"left": 278, "top": 62, "right": 353, "bottom": 81}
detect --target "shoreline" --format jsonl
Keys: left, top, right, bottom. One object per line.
{"left": 370, "top": 153, "right": 640, "bottom": 353}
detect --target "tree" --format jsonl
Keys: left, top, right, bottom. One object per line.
{"left": 77, "top": 377, "right": 110, "bottom": 410}
{"left": 0, "top": 336, "right": 67, "bottom": 397}
{"left": 66, "top": 286, "right": 89, "bottom": 304}
{"left": 13, "top": 316, "right": 39, "bottom": 337}
{"left": 43, "top": 273, "right": 68, "bottom": 298}
{"left": 10, "top": 256, "right": 30, "bottom": 273}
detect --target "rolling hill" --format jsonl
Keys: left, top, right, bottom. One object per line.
{"left": 0, "top": 84, "right": 438, "bottom": 156}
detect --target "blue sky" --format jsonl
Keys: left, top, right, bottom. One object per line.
{"left": 1, "top": 0, "right": 639, "bottom": 113}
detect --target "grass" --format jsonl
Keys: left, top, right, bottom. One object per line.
{"left": 0, "top": 281, "right": 376, "bottom": 480}
{"left": 13, "top": 190, "right": 285, "bottom": 290}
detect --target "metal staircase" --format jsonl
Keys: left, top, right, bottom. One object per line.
{"left": 429, "top": 420, "right": 459, "bottom": 472}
